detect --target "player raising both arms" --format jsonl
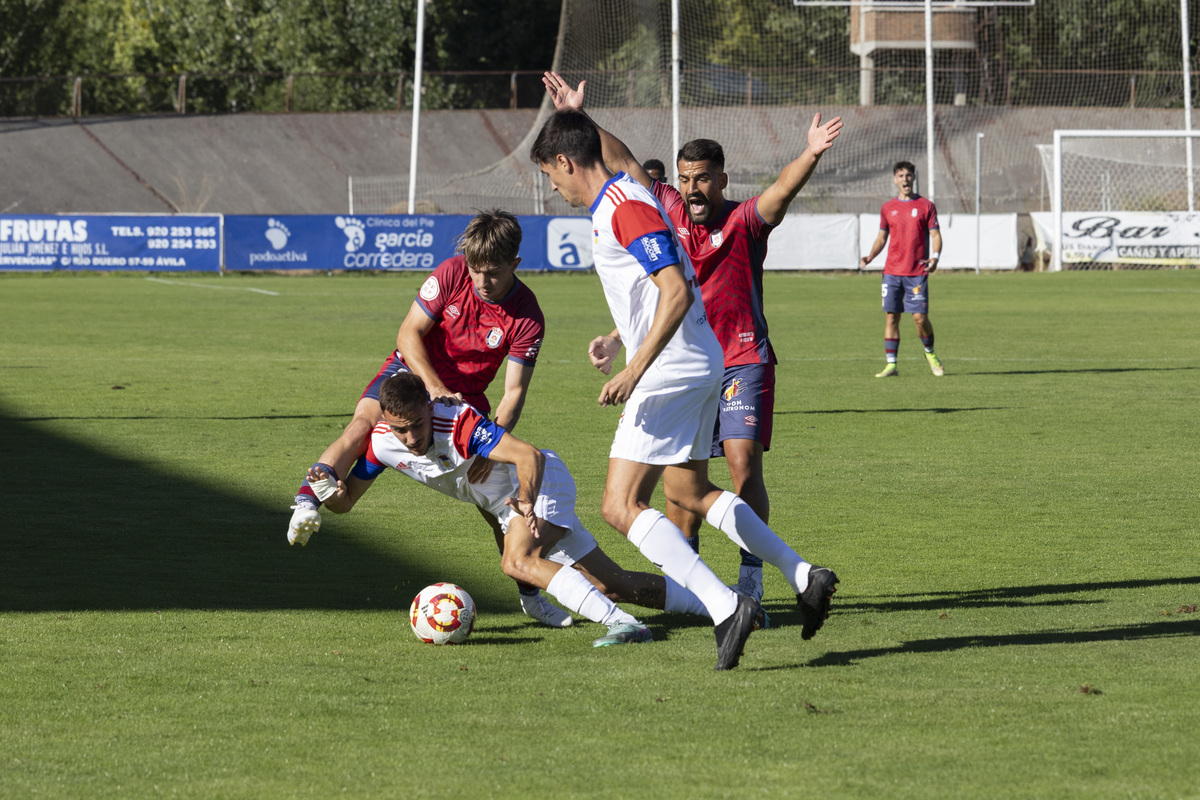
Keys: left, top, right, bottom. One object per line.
{"left": 530, "top": 110, "right": 838, "bottom": 670}
{"left": 287, "top": 209, "right": 571, "bottom": 628}
{"left": 311, "top": 373, "right": 712, "bottom": 647}
{"left": 543, "top": 71, "right": 843, "bottom": 604}
{"left": 860, "top": 161, "right": 944, "bottom": 378}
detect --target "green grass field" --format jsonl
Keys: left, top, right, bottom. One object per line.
{"left": 2, "top": 269, "right": 1198, "bottom": 799}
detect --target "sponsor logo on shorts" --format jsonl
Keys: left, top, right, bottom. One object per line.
{"left": 744, "top": 415, "right": 758, "bottom": 425}
{"left": 913, "top": 286, "right": 921, "bottom": 295}
{"left": 486, "top": 327, "right": 503, "bottom": 349}
{"left": 420, "top": 275, "right": 440, "bottom": 301}
{"left": 724, "top": 378, "right": 745, "bottom": 402}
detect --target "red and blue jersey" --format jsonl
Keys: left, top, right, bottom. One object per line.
{"left": 880, "top": 195, "right": 939, "bottom": 277}
{"left": 403, "top": 255, "right": 545, "bottom": 413}
{"left": 654, "top": 181, "right": 776, "bottom": 367}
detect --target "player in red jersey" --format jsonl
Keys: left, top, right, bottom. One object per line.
{"left": 543, "top": 71, "right": 842, "bottom": 604}
{"left": 860, "top": 161, "right": 944, "bottom": 378}
{"left": 288, "top": 209, "right": 571, "bottom": 627}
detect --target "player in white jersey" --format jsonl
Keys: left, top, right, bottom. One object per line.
{"left": 530, "top": 110, "right": 838, "bottom": 670}
{"left": 310, "top": 372, "right": 711, "bottom": 647}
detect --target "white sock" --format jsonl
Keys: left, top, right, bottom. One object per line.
{"left": 706, "top": 491, "right": 811, "bottom": 594}
{"left": 627, "top": 508, "right": 737, "bottom": 624}
{"left": 664, "top": 576, "right": 710, "bottom": 619}
{"left": 546, "top": 565, "right": 636, "bottom": 627}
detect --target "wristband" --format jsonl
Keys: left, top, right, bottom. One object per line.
{"left": 930, "top": 252, "right": 940, "bottom": 259}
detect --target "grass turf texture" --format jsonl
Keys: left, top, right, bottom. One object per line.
{"left": 1, "top": 269, "right": 1198, "bottom": 799}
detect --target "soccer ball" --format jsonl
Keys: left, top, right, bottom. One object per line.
{"left": 409, "top": 582, "right": 476, "bottom": 645}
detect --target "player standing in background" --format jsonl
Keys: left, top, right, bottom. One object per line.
{"left": 543, "top": 71, "right": 843, "bottom": 604}
{"left": 529, "top": 110, "right": 838, "bottom": 670}
{"left": 287, "top": 209, "right": 572, "bottom": 628}
{"left": 641, "top": 159, "right": 666, "bottom": 182}
{"left": 860, "top": 161, "right": 945, "bottom": 378}
{"left": 309, "top": 373, "right": 715, "bottom": 648}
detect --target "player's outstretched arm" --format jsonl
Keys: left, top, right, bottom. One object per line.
{"left": 542, "top": 71, "right": 653, "bottom": 189}
{"left": 757, "top": 112, "right": 844, "bottom": 225}
{"left": 313, "top": 466, "right": 374, "bottom": 515}
{"left": 599, "top": 266, "right": 691, "bottom": 407}
{"left": 485, "top": 433, "right": 545, "bottom": 538}
{"left": 861, "top": 229, "right": 889, "bottom": 269}
{"left": 396, "top": 300, "right": 461, "bottom": 403}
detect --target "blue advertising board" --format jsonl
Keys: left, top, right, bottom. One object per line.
{"left": 224, "top": 213, "right": 566, "bottom": 272}
{"left": 224, "top": 214, "right": 473, "bottom": 272}
{"left": 0, "top": 214, "right": 220, "bottom": 272}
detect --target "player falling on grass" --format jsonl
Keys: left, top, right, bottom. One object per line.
{"left": 543, "top": 71, "right": 843, "bottom": 605}
{"left": 310, "top": 372, "right": 713, "bottom": 647}
{"left": 860, "top": 161, "right": 945, "bottom": 378}
{"left": 529, "top": 110, "right": 838, "bottom": 671}
{"left": 287, "top": 209, "right": 572, "bottom": 628}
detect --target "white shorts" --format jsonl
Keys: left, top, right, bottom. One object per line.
{"left": 498, "top": 450, "right": 597, "bottom": 566}
{"left": 608, "top": 376, "right": 722, "bottom": 465}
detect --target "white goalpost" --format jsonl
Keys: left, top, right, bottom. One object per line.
{"left": 1046, "top": 129, "right": 1200, "bottom": 271}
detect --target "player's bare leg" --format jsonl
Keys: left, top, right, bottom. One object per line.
{"left": 500, "top": 518, "right": 650, "bottom": 646}
{"left": 913, "top": 312, "right": 944, "bottom": 376}
{"left": 663, "top": 459, "right": 837, "bottom": 639}
{"left": 722, "top": 437, "right": 768, "bottom": 602}
{"left": 877, "top": 311, "right": 902, "bottom": 377}
{"left": 477, "top": 505, "right": 571, "bottom": 627}
{"left": 605, "top": 457, "right": 757, "bottom": 668}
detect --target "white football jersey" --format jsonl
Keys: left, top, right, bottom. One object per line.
{"left": 589, "top": 171, "right": 723, "bottom": 387}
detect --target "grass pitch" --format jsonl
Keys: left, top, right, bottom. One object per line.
{"left": 2, "top": 269, "right": 1198, "bottom": 799}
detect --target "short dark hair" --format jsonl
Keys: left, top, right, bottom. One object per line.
{"left": 378, "top": 373, "right": 429, "bottom": 418}
{"left": 529, "top": 110, "right": 603, "bottom": 168}
{"left": 642, "top": 158, "right": 665, "bottom": 175}
{"left": 458, "top": 209, "right": 521, "bottom": 267}
{"left": 677, "top": 139, "right": 725, "bottom": 172}
{"left": 893, "top": 161, "right": 916, "bottom": 175}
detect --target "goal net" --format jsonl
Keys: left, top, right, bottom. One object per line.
{"left": 1037, "top": 131, "right": 1200, "bottom": 270}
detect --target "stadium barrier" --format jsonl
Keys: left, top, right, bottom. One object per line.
{"left": 1, "top": 212, "right": 1021, "bottom": 272}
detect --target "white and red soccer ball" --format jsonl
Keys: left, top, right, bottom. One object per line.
{"left": 409, "top": 582, "right": 476, "bottom": 645}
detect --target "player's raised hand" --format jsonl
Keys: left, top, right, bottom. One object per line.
{"left": 587, "top": 333, "right": 621, "bottom": 375}
{"left": 807, "top": 112, "right": 843, "bottom": 157}
{"left": 543, "top": 71, "right": 586, "bottom": 112}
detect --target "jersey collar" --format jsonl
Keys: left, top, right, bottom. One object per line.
{"left": 590, "top": 171, "right": 628, "bottom": 215}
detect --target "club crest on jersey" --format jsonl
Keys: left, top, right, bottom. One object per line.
{"left": 912, "top": 208, "right": 919, "bottom": 218}
{"left": 724, "top": 378, "right": 745, "bottom": 402}
{"left": 486, "top": 327, "right": 503, "bottom": 349}
{"left": 420, "top": 275, "right": 440, "bottom": 301}
{"left": 446, "top": 304, "right": 461, "bottom": 319}
{"left": 435, "top": 452, "right": 452, "bottom": 468}
{"left": 710, "top": 230, "right": 723, "bottom": 248}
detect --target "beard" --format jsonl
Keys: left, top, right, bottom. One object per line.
{"left": 685, "top": 193, "right": 713, "bottom": 225}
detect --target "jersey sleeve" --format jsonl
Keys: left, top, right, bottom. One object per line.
{"left": 611, "top": 200, "right": 682, "bottom": 276}
{"left": 879, "top": 204, "right": 890, "bottom": 232}
{"left": 653, "top": 181, "right": 685, "bottom": 222}
{"left": 744, "top": 197, "right": 771, "bottom": 240}
{"left": 451, "top": 406, "right": 505, "bottom": 460}
{"left": 352, "top": 433, "right": 389, "bottom": 480}
{"left": 506, "top": 293, "right": 546, "bottom": 367}
{"left": 926, "top": 202, "right": 940, "bottom": 230}
{"left": 414, "top": 257, "right": 459, "bottom": 319}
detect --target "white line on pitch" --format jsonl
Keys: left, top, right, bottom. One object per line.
{"left": 145, "top": 277, "right": 279, "bottom": 296}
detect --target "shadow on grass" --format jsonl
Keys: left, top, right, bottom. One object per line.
{"left": 799, "top": 619, "right": 1200, "bottom": 668}
{"left": 0, "top": 408, "right": 506, "bottom": 613}
{"left": 838, "top": 575, "right": 1200, "bottom": 613}
{"left": 973, "top": 366, "right": 1200, "bottom": 376}
{"left": 780, "top": 406, "right": 1013, "bottom": 416}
